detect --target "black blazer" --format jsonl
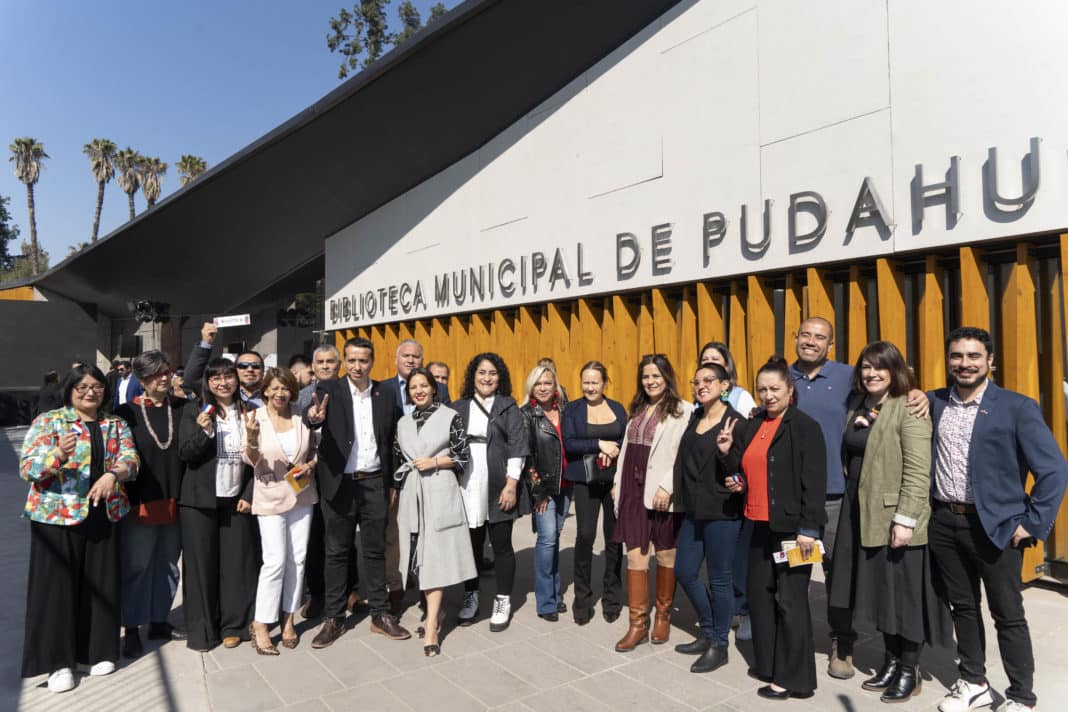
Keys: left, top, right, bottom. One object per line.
{"left": 454, "top": 395, "right": 530, "bottom": 523}
{"left": 719, "top": 406, "right": 827, "bottom": 535}
{"left": 177, "top": 400, "right": 254, "bottom": 508}
{"left": 378, "top": 374, "right": 451, "bottom": 413}
{"left": 674, "top": 405, "right": 745, "bottom": 521}
{"left": 306, "top": 378, "right": 399, "bottom": 502}
{"left": 561, "top": 397, "right": 628, "bottom": 483}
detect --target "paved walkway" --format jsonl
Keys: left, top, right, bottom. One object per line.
{"left": 4, "top": 425, "right": 1068, "bottom": 711}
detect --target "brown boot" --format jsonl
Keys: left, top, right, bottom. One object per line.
{"left": 650, "top": 564, "right": 676, "bottom": 644}
{"left": 614, "top": 569, "right": 650, "bottom": 652}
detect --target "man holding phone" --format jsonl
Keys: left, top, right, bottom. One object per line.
{"left": 928, "top": 327, "right": 1068, "bottom": 712}
{"left": 183, "top": 322, "right": 265, "bottom": 407}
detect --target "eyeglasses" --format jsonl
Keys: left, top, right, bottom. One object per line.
{"left": 208, "top": 375, "right": 235, "bottom": 383}
{"left": 235, "top": 362, "right": 262, "bottom": 370}
{"left": 74, "top": 384, "right": 106, "bottom": 394}
{"left": 689, "top": 377, "right": 719, "bottom": 388}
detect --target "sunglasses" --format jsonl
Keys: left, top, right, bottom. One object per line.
{"left": 235, "top": 362, "right": 262, "bottom": 370}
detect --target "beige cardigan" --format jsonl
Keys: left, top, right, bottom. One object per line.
{"left": 614, "top": 401, "right": 693, "bottom": 512}
{"left": 243, "top": 408, "right": 318, "bottom": 516}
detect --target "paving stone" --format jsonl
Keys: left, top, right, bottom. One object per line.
{"left": 435, "top": 652, "right": 537, "bottom": 707}
{"left": 206, "top": 664, "right": 285, "bottom": 711}
{"left": 254, "top": 650, "right": 345, "bottom": 704}
{"left": 388, "top": 667, "right": 486, "bottom": 712}
{"left": 322, "top": 682, "right": 414, "bottom": 711}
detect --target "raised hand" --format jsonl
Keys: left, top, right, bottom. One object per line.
{"left": 201, "top": 322, "right": 218, "bottom": 345}
{"left": 307, "top": 392, "right": 330, "bottom": 423}
{"left": 244, "top": 411, "right": 260, "bottom": 444}
{"left": 195, "top": 410, "right": 213, "bottom": 431}
{"left": 716, "top": 416, "right": 737, "bottom": 454}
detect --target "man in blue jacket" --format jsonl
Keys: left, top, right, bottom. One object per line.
{"left": 928, "top": 327, "right": 1067, "bottom": 712}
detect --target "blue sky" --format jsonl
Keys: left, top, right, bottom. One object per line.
{"left": 1, "top": 0, "right": 455, "bottom": 262}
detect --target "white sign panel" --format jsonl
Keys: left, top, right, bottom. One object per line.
{"left": 325, "top": 0, "right": 1068, "bottom": 329}
{"left": 213, "top": 313, "right": 251, "bottom": 328}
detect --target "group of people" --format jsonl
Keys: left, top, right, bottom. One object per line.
{"left": 18, "top": 318, "right": 1067, "bottom": 712}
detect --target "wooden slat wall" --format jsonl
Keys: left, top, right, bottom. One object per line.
{"left": 342, "top": 238, "right": 1068, "bottom": 579}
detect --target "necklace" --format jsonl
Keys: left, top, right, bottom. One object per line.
{"left": 139, "top": 396, "right": 173, "bottom": 450}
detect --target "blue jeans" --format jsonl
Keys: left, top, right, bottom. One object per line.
{"left": 675, "top": 516, "right": 741, "bottom": 645}
{"left": 533, "top": 491, "right": 571, "bottom": 615}
{"left": 733, "top": 517, "right": 753, "bottom": 617}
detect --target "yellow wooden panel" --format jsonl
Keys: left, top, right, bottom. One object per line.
{"left": 449, "top": 316, "right": 472, "bottom": 389}
{"left": 0, "top": 286, "right": 35, "bottom": 300}
{"left": 607, "top": 294, "right": 639, "bottom": 407}
{"left": 1040, "top": 250, "right": 1068, "bottom": 562}
{"left": 784, "top": 273, "right": 803, "bottom": 348}
{"left": 543, "top": 302, "right": 570, "bottom": 393}
{"left": 847, "top": 266, "right": 868, "bottom": 365}
{"left": 378, "top": 323, "right": 398, "bottom": 380}
{"left": 413, "top": 320, "right": 430, "bottom": 353}
{"left": 428, "top": 317, "right": 450, "bottom": 373}
{"left": 651, "top": 288, "right": 679, "bottom": 368}
{"left": 746, "top": 275, "right": 776, "bottom": 383}
{"left": 876, "top": 258, "right": 906, "bottom": 350}
{"left": 1001, "top": 243, "right": 1044, "bottom": 581}
{"left": 398, "top": 321, "right": 414, "bottom": 343}
{"left": 638, "top": 292, "right": 655, "bottom": 357}
{"left": 569, "top": 298, "right": 602, "bottom": 395}
{"left": 517, "top": 305, "right": 541, "bottom": 378}
{"left": 470, "top": 312, "right": 492, "bottom": 359}
{"left": 492, "top": 310, "right": 519, "bottom": 387}
{"left": 695, "top": 282, "right": 725, "bottom": 345}
{"left": 806, "top": 268, "right": 836, "bottom": 360}
{"left": 729, "top": 281, "right": 750, "bottom": 391}
{"left": 679, "top": 287, "right": 699, "bottom": 375}
{"left": 917, "top": 256, "right": 946, "bottom": 391}
{"left": 959, "top": 246, "right": 990, "bottom": 330}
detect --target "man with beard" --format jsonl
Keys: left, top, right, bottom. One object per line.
{"left": 789, "top": 317, "right": 927, "bottom": 679}
{"left": 183, "top": 322, "right": 265, "bottom": 407}
{"left": 928, "top": 327, "right": 1066, "bottom": 712}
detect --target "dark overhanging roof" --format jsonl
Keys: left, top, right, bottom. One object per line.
{"left": 22, "top": 0, "right": 687, "bottom": 316}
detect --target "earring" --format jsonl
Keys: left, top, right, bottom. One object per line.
{"left": 720, "top": 389, "right": 731, "bottom": 403}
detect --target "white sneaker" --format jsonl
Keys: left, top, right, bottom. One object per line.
{"left": 489, "top": 594, "right": 512, "bottom": 632}
{"left": 735, "top": 615, "right": 752, "bottom": 641}
{"left": 88, "top": 661, "right": 116, "bottom": 676}
{"left": 457, "top": 591, "right": 479, "bottom": 626}
{"left": 939, "top": 679, "right": 994, "bottom": 712}
{"left": 995, "top": 701, "right": 1035, "bottom": 712}
{"left": 47, "top": 668, "right": 75, "bottom": 693}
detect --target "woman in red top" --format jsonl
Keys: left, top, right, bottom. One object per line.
{"left": 520, "top": 364, "right": 570, "bottom": 621}
{"left": 719, "top": 357, "right": 827, "bottom": 700}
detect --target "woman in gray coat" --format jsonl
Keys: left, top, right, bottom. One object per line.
{"left": 393, "top": 368, "right": 474, "bottom": 657}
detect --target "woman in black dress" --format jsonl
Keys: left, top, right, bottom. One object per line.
{"left": 827, "top": 341, "right": 951, "bottom": 702}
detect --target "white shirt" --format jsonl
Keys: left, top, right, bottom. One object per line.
{"left": 117, "top": 375, "right": 133, "bottom": 405}
{"left": 276, "top": 429, "right": 298, "bottom": 463}
{"left": 214, "top": 404, "right": 244, "bottom": 497}
{"left": 344, "top": 379, "right": 380, "bottom": 473}
{"left": 458, "top": 394, "right": 522, "bottom": 528}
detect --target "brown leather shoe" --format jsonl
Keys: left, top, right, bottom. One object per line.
{"left": 370, "top": 613, "right": 412, "bottom": 640}
{"left": 651, "top": 565, "right": 676, "bottom": 644}
{"left": 389, "top": 589, "right": 404, "bottom": 616}
{"left": 615, "top": 569, "right": 650, "bottom": 652}
{"left": 346, "top": 591, "right": 365, "bottom": 614}
{"left": 222, "top": 636, "right": 241, "bottom": 649}
{"left": 311, "top": 617, "right": 347, "bottom": 649}
{"left": 301, "top": 595, "right": 324, "bottom": 619}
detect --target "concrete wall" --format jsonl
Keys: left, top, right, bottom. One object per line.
{"left": 0, "top": 298, "right": 98, "bottom": 390}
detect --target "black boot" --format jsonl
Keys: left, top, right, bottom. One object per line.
{"left": 880, "top": 664, "right": 920, "bottom": 703}
{"left": 674, "top": 637, "right": 711, "bottom": 655}
{"left": 690, "top": 644, "right": 728, "bottom": 673}
{"left": 862, "top": 654, "right": 900, "bottom": 691}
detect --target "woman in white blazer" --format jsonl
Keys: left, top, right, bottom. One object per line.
{"left": 242, "top": 368, "right": 318, "bottom": 655}
{"left": 611, "top": 354, "right": 692, "bottom": 652}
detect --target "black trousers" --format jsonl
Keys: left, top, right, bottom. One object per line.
{"left": 571, "top": 481, "right": 622, "bottom": 615}
{"left": 465, "top": 520, "right": 516, "bottom": 596}
{"left": 822, "top": 495, "right": 855, "bottom": 643}
{"left": 748, "top": 523, "right": 817, "bottom": 694}
{"left": 179, "top": 500, "right": 260, "bottom": 650}
{"left": 305, "top": 501, "right": 359, "bottom": 598}
{"left": 322, "top": 475, "right": 388, "bottom": 618}
{"left": 927, "top": 506, "right": 1035, "bottom": 706}
{"left": 22, "top": 506, "right": 121, "bottom": 677}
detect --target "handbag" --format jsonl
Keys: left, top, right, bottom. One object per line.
{"left": 581, "top": 452, "right": 616, "bottom": 485}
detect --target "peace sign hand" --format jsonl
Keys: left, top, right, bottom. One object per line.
{"left": 244, "top": 411, "right": 260, "bottom": 443}
{"left": 716, "top": 417, "right": 737, "bottom": 454}
{"left": 307, "top": 392, "right": 330, "bottom": 424}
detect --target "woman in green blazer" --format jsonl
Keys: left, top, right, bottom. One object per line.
{"left": 827, "top": 341, "right": 950, "bottom": 703}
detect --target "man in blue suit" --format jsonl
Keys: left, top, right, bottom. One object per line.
{"left": 928, "top": 327, "right": 1067, "bottom": 712}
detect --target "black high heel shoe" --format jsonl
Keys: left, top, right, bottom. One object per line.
{"left": 862, "top": 655, "right": 900, "bottom": 691}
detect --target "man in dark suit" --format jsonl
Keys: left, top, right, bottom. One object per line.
{"left": 111, "top": 358, "right": 143, "bottom": 410}
{"left": 305, "top": 337, "right": 410, "bottom": 647}
{"left": 928, "top": 327, "right": 1067, "bottom": 712}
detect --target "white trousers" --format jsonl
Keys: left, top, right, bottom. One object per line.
{"left": 255, "top": 505, "right": 313, "bottom": 624}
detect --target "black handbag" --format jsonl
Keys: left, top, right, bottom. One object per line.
{"left": 581, "top": 453, "right": 616, "bottom": 485}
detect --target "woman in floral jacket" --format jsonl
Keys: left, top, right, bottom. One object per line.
{"left": 19, "top": 364, "right": 140, "bottom": 694}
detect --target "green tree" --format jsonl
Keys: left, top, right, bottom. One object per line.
{"left": 177, "top": 154, "right": 207, "bottom": 187}
{"left": 395, "top": 1, "right": 423, "bottom": 44}
{"left": 328, "top": 1, "right": 391, "bottom": 79}
{"left": 139, "top": 156, "right": 167, "bottom": 207}
{"left": 8, "top": 137, "right": 48, "bottom": 275}
{"left": 83, "top": 138, "right": 117, "bottom": 242}
{"left": 114, "top": 147, "right": 142, "bottom": 220}
{"left": 67, "top": 240, "right": 90, "bottom": 256}
{"left": 0, "top": 240, "right": 49, "bottom": 283}
{"left": 0, "top": 194, "right": 19, "bottom": 271}
{"left": 428, "top": 3, "right": 447, "bottom": 23}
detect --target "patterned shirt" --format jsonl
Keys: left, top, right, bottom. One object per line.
{"left": 392, "top": 402, "right": 470, "bottom": 473}
{"left": 933, "top": 380, "right": 988, "bottom": 504}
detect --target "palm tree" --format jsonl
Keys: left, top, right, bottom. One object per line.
{"left": 8, "top": 137, "right": 48, "bottom": 274}
{"left": 139, "top": 156, "right": 167, "bottom": 207}
{"left": 114, "top": 148, "right": 142, "bottom": 221}
{"left": 83, "top": 138, "right": 117, "bottom": 242}
{"left": 176, "top": 154, "right": 207, "bottom": 187}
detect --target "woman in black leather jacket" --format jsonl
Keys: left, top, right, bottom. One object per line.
{"left": 520, "top": 364, "right": 569, "bottom": 622}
